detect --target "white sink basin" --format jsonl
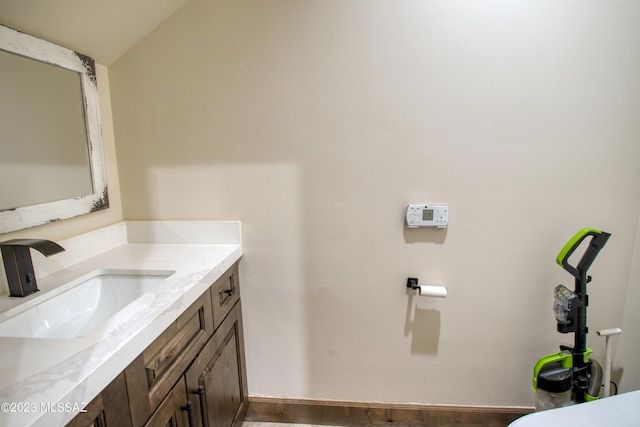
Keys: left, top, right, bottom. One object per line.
{"left": 0, "top": 270, "right": 174, "bottom": 339}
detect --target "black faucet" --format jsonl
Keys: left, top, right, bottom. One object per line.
{"left": 0, "top": 239, "right": 65, "bottom": 297}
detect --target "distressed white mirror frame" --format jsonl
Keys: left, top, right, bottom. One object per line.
{"left": 0, "top": 25, "right": 109, "bottom": 234}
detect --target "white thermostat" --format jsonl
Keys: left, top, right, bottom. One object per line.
{"left": 406, "top": 205, "right": 449, "bottom": 228}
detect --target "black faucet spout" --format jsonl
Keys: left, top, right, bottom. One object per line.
{"left": 0, "top": 239, "right": 65, "bottom": 297}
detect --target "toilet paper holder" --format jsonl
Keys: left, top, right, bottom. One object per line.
{"left": 407, "top": 277, "right": 447, "bottom": 298}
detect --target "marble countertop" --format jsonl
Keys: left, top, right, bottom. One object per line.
{"left": 0, "top": 221, "right": 243, "bottom": 427}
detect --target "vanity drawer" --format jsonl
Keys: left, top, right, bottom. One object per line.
{"left": 125, "top": 290, "right": 214, "bottom": 427}
{"left": 211, "top": 262, "right": 240, "bottom": 330}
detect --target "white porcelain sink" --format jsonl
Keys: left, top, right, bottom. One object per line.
{"left": 0, "top": 270, "right": 174, "bottom": 339}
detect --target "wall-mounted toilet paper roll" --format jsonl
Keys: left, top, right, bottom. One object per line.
{"left": 418, "top": 285, "right": 447, "bottom": 298}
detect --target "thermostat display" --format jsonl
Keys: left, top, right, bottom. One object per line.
{"left": 406, "top": 205, "right": 449, "bottom": 228}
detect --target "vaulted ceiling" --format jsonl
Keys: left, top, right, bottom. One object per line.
{"left": 0, "top": 0, "right": 190, "bottom": 65}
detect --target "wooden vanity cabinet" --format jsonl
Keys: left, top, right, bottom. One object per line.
{"left": 142, "top": 303, "right": 247, "bottom": 427}
{"left": 125, "top": 290, "right": 215, "bottom": 426}
{"left": 66, "top": 262, "right": 247, "bottom": 427}
{"left": 126, "top": 262, "right": 246, "bottom": 427}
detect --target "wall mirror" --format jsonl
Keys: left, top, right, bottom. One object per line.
{"left": 0, "top": 24, "right": 109, "bottom": 234}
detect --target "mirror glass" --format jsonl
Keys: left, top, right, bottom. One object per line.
{"left": 0, "top": 25, "right": 109, "bottom": 234}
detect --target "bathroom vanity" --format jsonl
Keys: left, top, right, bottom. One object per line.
{"left": 0, "top": 221, "right": 246, "bottom": 427}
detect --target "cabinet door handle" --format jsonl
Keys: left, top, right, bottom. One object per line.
{"left": 181, "top": 400, "right": 196, "bottom": 427}
{"left": 192, "top": 385, "right": 207, "bottom": 426}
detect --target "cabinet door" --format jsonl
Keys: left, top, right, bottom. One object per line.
{"left": 66, "top": 373, "right": 132, "bottom": 427}
{"left": 185, "top": 303, "right": 248, "bottom": 427}
{"left": 144, "top": 377, "right": 192, "bottom": 427}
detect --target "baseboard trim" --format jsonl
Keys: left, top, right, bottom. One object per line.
{"left": 246, "top": 396, "right": 533, "bottom": 426}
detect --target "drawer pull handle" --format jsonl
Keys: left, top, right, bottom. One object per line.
{"left": 181, "top": 400, "right": 195, "bottom": 427}
{"left": 222, "top": 288, "right": 235, "bottom": 299}
{"left": 191, "top": 385, "right": 207, "bottom": 426}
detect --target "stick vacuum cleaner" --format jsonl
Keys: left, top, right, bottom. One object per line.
{"left": 532, "top": 228, "right": 611, "bottom": 410}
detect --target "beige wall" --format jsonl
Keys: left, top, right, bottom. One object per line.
{"left": 110, "top": 0, "right": 640, "bottom": 406}
{"left": 0, "top": 64, "right": 124, "bottom": 293}
{"left": 617, "top": 216, "right": 640, "bottom": 393}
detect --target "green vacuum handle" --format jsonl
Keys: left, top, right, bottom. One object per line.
{"left": 556, "top": 228, "right": 610, "bottom": 279}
